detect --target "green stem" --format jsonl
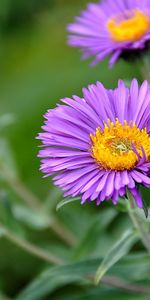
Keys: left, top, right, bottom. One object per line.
{"left": 139, "top": 55, "right": 150, "bottom": 81}
{"left": 2, "top": 164, "right": 77, "bottom": 247}
{"left": 126, "top": 189, "right": 150, "bottom": 252}
{"left": 0, "top": 224, "right": 63, "bottom": 265}
{"left": 101, "top": 275, "right": 150, "bottom": 295}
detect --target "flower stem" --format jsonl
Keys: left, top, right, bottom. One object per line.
{"left": 126, "top": 189, "right": 150, "bottom": 252}
{"left": 139, "top": 55, "right": 150, "bottom": 81}
{"left": 0, "top": 224, "right": 64, "bottom": 265}
{"left": 101, "top": 275, "right": 150, "bottom": 295}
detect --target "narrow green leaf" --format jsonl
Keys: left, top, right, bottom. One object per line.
{"left": 0, "top": 191, "right": 26, "bottom": 234}
{"left": 12, "top": 204, "right": 50, "bottom": 230}
{"left": 16, "top": 259, "right": 100, "bottom": 300}
{"left": 131, "top": 207, "right": 150, "bottom": 223}
{"left": 95, "top": 230, "right": 137, "bottom": 284}
{"left": 16, "top": 252, "right": 150, "bottom": 300}
{"left": 54, "top": 286, "right": 150, "bottom": 300}
{"left": 143, "top": 199, "right": 149, "bottom": 219}
{"left": 72, "top": 209, "right": 118, "bottom": 259}
{"left": 112, "top": 252, "right": 150, "bottom": 281}
{"left": 56, "top": 197, "right": 80, "bottom": 211}
{"left": 46, "top": 286, "right": 150, "bottom": 300}
{"left": 117, "top": 197, "right": 128, "bottom": 212}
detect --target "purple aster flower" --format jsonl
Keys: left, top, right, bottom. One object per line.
{"left": 67, "top": 0, "right": 150, "bottom": 67}
{"left": 37, "top": 79, "right": 150, "bottom": 208}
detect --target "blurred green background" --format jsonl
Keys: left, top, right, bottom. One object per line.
{"left": 0, "top": 1, "right": 149, "bottom": 299}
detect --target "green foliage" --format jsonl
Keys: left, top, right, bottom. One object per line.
{"left": 16, "top": 254, "right": 150, "bottom": 300}
{"left": 95, "top": 230, "right": 137, "bottom": 284}
{"left": 56, "top": 197, "right": 80, "bottom": 211}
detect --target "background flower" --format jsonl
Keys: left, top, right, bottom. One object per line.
{"left": 68, "top": 0, "right": 150, "bottom": 67}
{"left": 38, "top": 79, "right": 150, "bottom": 208}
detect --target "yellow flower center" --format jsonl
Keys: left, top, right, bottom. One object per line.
{"left": 107, "top": 9, "right": 150, "bottom": 42}
{"left": 90, "top": 119, "right": 150, "bottom": 170}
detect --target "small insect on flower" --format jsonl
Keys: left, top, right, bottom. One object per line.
{"left": 37, "top": 79, "right": 150, "bottom": 208}
{"left": 67, "top": 0, "right": 150, "bottom": 67}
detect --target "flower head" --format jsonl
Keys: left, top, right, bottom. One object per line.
{"left": 38, "top": 79, "right": 150, "bottom": 208}
{"left": 67, "top": 0, "right": 150, "bottom": 67}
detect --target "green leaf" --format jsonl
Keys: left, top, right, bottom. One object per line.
{"left": 48, "top": 287, "right": 150, "bottom": 300}
{"left": 12, "top": 204, "right": 50, "bottom": 230}
{"left": 137, "top": 206, "right": 149, "bottom": 221}
{"left": 72, "top": 208, "right": 118, "bottom": 259}
{"left": 112, "top": 252, "right": 150, "bottom": 281}
{"left": 0, "top": 191, "right": 25, "bottom": 234}
{"left": 131, "top": 207, "right": 150, "bottom": 223}
{"left": 16, "top": 259, "right": 100, "bottom": 300}
{"left": 117, "top": 197, "right": 128, "bottom": 212}
{"left": 44, "top": 188, "right": 62, "bottom": 211}
{"left": 16, "top": 252, "right": 150, "bottom": 300}
{"left": 56, "top": 197, "right": 80, "bottom": 211}
{"left": 95, "top": 230, "right": 137, "bottom": 284}
{"left": 142, "top": 199, "right": 149, "bottom": 219}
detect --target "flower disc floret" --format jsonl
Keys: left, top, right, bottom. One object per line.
{"left": 107, "top": 10, "right": 150, "bottom": 42}
{"left": 91, "top": 119, "right": 150, "bottom": 170}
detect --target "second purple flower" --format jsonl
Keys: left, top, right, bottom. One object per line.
{"left": 68, "top": 0, "right": 150, "bottom": 67}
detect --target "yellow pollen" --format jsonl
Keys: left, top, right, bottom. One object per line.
{"left": 90, "top": 119, "right": 150, "bottom": 171}
{"left": 107, "top": 9, "right": 150, "bottom": 42}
